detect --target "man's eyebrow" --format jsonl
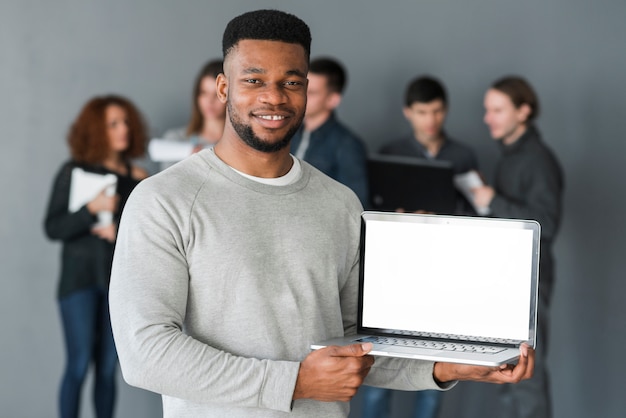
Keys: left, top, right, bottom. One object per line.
{"left": 241, "top": 67, "right": 307, "bottom": 78}
{"left": 286, "top": 69, "right": 307, "bottom": 78}
{"left": 242, "top": 67, "right": 265, "bottom": 75}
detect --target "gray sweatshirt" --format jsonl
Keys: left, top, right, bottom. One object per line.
{"left": 109, "top": 149, "right": 444, "bottom": 417}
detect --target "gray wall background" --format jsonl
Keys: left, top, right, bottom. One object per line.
{"left": 2, "top": 1, "right": 625, "bottom": 417}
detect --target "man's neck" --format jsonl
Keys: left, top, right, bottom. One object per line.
{"left": 414, "top": 132, "right": 444, "bottom": 157}
{"left": 213, "top": 129, "right": 293, "bottom": 178}
{"left": 502, "top": 124, "right": 528, "bottom": 146}
{"left": 303, "top": 110, "right": 332, "bottom": 132}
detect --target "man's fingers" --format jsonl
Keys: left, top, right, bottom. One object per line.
{"left": 328, "top": 342, "right": 373, "bottom": 357}
{"left": 521, "top": 345, "right": 535, "bottom": 380}
{"left": 296, "top": 344, "right": 374, "bottom": 402}
{"left": 503, "top": 344, "right": 534, "bottom": 382}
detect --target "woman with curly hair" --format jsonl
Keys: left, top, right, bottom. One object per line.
{"left": 44, "top": 95, "right": 149, "bottom": 418}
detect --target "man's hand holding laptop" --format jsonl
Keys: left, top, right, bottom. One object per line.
{"left": 433, "top": 342, "right": 535, "bottom": 384}
{"left": 294, "top": 343, "right": 375, "bottom": 402}
{"left": 293, "top": 342, "right": 534, "bottom": 402}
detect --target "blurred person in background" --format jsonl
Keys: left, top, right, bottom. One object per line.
{"left": 290, "top": 57, "right": 369, "bottom": 206}
{"left": 473, "top": 76, "right": 563, "bottom": 418}
{"left": 44, "top": 95, "right": 148, "bottom": 418}
{"left": 159, "top": 59, "right": 225, "bottom": 169}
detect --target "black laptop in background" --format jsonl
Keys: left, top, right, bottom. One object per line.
{"left": 367, "top": 154, "right": 456, "bottom": 214}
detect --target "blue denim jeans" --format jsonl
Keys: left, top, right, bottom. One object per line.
{"left": 59, "top": 285, "right": 117, "bottom": 418}
{"left": 360, "top": 386, "right": 442, "bottom": 418}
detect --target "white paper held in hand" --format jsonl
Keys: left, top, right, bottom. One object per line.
{"left": 453, "top": 170, "right": 491, "bottom": 216}
{"left": 69, "top": 168, "right": 118, "bottom": 227}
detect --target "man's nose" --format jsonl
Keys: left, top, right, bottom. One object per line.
{"left": 259, "top": 84, "right": 287, "bottom": 105}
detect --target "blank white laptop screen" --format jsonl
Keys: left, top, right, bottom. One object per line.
{"left": 361, "top": 217, "right": 534, "bottom": 342}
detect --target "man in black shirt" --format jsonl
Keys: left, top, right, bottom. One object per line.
{"left": 361, "top": 76, "right": 480, "bottom": 418}
{"left": 473, "top": 76, "right": 564, "bottom": 418}
{"left": 379, "top": 76, "right": 480, "bottom": 216}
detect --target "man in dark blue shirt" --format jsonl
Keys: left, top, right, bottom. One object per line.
{"left": 290, "top": 57, "right": 369, "bottom": 206}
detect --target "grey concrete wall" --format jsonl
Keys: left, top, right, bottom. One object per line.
{"left": 1, "top": 1, "right": 624, "bottom": 417}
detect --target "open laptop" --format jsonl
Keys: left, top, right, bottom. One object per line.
{"left": 368, "top": 155, "right": 456, "bottom": 214}
{"left": 312, "top": 211, "right": 541, "bottom": 366}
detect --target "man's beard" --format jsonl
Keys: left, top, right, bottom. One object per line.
{"left": 228, "top": 101, "right": 303, "bottom": 153}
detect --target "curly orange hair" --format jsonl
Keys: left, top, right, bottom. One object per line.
{"left": 68, "top": 95, "right": 148, "bottom": 164}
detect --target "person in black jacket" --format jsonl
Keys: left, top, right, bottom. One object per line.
{"left": 473, "top": 76, "right": 564, "bottom": 418}
{"left": 44, "top": 95, "right": 148, "bottom": 418}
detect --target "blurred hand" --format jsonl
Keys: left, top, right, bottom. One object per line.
{"left": 293, "top": 343, "right": 375, "bottom": 402}
{"left": 433, "top": 344, "right": 534, "bottom": 384}
{"left": 87, "top": 189, "right": 119, "bottom": 214}
{"left": 472, "top": 185, "right": 495, "bottom": 209}
{"left": 91, "top": 223, "right": 117, "bottom": 243}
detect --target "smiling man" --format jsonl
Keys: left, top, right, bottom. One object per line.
{"left": 109, "top": 10, "right": 535, "bottom": 418}
{"left": 222, "top": 43, "right": 305, "bottom": 154}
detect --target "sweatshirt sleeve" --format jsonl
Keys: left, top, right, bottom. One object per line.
{"left": 108, "top": 181, "right": 299, "bottom": 412}
{"left": 364, "top": 357, "right": 455, "bottom": 391}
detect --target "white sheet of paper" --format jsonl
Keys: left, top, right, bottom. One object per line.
{"left": 453, "top": 170, "right": 491, "bottom": 216}
{"left": 69, "top": 168, "right": 117, "bottom": 226}
{"left": 148, "top": 138, "right": 194, "bottom": 162}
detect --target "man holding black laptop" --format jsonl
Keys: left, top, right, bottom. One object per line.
{"left": 377, "top": 76, "right": 481, "bottom": 216}
{"left": 363, "top": 76, "right": 483, "bottom": 417}
{"left": 109, "top": 10, "right": 534, "bottom": 418}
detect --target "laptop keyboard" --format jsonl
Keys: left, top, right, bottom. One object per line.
{"left": 358, "top": 336, "right": 506, "bottom": 354}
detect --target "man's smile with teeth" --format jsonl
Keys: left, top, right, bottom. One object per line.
{"left": 258, "top": 115, "right": 286, "bottom": 120}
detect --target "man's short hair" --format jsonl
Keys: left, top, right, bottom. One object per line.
{"left": 222, "top": 9, "right": 311, "bottom": 60}
{"left": 309, "top": 57, "right": 347, "bottom": 94}
{"left": 404, "top": 76, "right": 448, "bottom": 108}
{"left": 491, "top": 76, "right": 540, "bottom": 121}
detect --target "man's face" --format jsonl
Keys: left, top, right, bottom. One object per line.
{"left": 483, "top": 88, "right": 529, "bottom": 143}
{"left": 219, "top": 39, "right": 308, "bottom": 153}
{"left": 305, "top": 73, "right": 336, "bottom": 120}
{"left": 402, "top": 99, "right": 447, "bottom": 143}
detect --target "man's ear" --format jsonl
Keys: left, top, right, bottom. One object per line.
{"left": 326, "top": 92, "right": 342, "bottom": 111}
{"left": 402, "top": 106, "right": 412, "bottom": 121}
{"left": 517, "top": 103, "right": 532, "bottom": 123}
{"left": 216, "top": 73, "right": 228, "bottom": 103}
